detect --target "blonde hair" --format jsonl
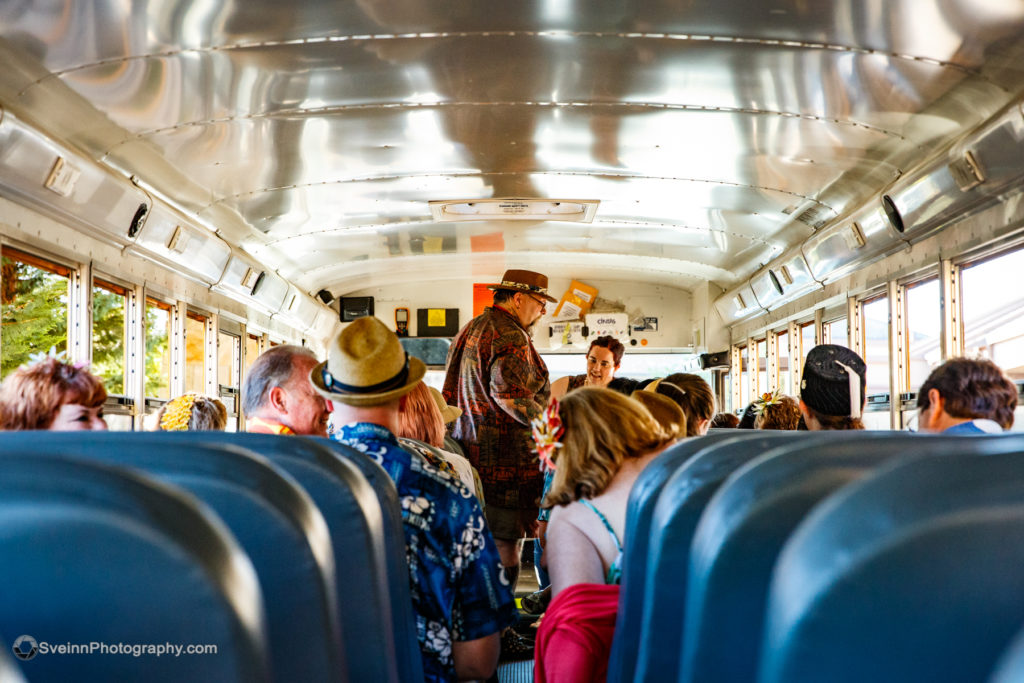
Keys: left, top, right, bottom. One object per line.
{"left": 545, "top": 387, "right": 673, "bottom": 507}
{"left": 397, "top": 381, "right": 445, "bottom": 448}
{"left": 630, "top": 390, "right": 687, "bottom": 439}
{"left": 156, "top": 393, "right": 227, "bottom": 431}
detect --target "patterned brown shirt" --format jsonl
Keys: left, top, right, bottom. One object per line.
{"left": 443, "top": 306, "right": 550, "bottom": 509}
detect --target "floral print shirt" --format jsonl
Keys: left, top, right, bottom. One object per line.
{"left": 443, "top": 306, "right": 550, "bottom": 509}
{"left": 335, "top": 422, "right": 515, "bottom": 683}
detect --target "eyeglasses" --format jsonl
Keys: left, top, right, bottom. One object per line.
{"left": 525, "top": 293, "right": 547, "bottom": 311}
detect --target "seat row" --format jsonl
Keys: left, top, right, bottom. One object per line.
{"left": 0, "top": 431, "right": 422, "bottom": 683}
{"left": 607, "top": 429, "right": 1024, "bottom": 683}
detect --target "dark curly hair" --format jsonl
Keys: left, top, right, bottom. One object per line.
{"left": 917, "top": 357, "right": 1018, "bottom": 429}
{"left": 588, "top": 335, "right": 625, "bottom": 365}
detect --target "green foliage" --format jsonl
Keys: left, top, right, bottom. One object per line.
{"left": 1, "top": 257, "right": 68, "bottom": 379}
{"left": 145, "top": 306, "right": 170, "bottom": 398}
{"left": 91, "top": 287, "right": 125, "bottom": 394}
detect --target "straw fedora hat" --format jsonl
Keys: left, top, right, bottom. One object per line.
{"left": 310, "top": 316, "right": 425, "bottom": 406}
{"left": 428, "top": 386, "right": 462, "bottom": 424}
{"left": 488, "top": 268, "right": 558, "bottom": 303}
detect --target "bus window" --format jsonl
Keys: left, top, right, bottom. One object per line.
{"left": 904, "top": 278, "right": 941, "bottom": 394}
{"left": 219, "top": 331, "right": 241, "bottom": 432}
{"left": 1, "top": 247, "right": 71, "bottom": 378}
{"left": 800, "top": 321, "right": 816, "bottom": 363}
{"left": 960, "top": 248, "right": 1024, "bottom": 433}
{"left": 756, "top": 338, "right": 767, "bottom": 396}
{"left": 862, "top": 296, "right": 890, "bottom": 397}
{"left": 778, "top": 330, "right": 791, "bottom": 395}
{"left": 145, "top": 298, "right": 172, "bottom": 400}
{"left": 185, "top": 312, "right": 207, "bottom": 394}
{"left": 825, "top": 318, "right": 847, "bottom": 346}
{"left": 961, "top": 248, "right": 1024, "bottom": 380}
{"left": 740, "top": 345, "right": 750, "bottom": 408}
{"left": 92, "top": 279, "right": 127, "bottom": 396}
{"left": 244, "top": 334, "right": 261, "bottom": 375}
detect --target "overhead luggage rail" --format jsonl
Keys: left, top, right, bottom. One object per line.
{"left": 0, "top": 432, "right": 344, "bottom": 683}
{"left": 0, "top": 453, "right": 269, "bottom": 683}
{"left": 761, "top": 448, "right": 1024, "bottom": 683}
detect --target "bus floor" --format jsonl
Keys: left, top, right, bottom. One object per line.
{"left": 496, "top": 538, "right": 543, "bottom": 682}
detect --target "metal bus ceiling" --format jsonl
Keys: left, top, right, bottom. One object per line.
{"left": 1, "top": 1, "right": 1024, "bottom": 302}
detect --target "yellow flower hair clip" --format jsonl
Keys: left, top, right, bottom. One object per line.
{"left": 160, "top": 393, "right": 198, "bottom": 431}
{"left": 753, "top": 390, "right": 783, "bottom": 416}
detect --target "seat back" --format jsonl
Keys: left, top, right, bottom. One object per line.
{"left": 761, "top": 447, "right": 1024, "bottom": 683}
{"left": 0, "top": 432, "right": 342, "bottom": 683}
{"left": 0, "top": 454, "right": 269, "bottom": 683}
{"left": 632, "top": 431, "right": 811, "bottom": 683}
{"left": 313, "top": 436, "right": 424, "bottom": 683}
{"left": 681, "top": 432, "right": 929, "bottom": 683}
{"left": 608, "top": 432, "right": 739, "bottom": 683}
{"left": 170, "top": 431, "right": 414, "bottom": 683}
{"left": 990, "top": 622, "right": 1024, "bottom": 683}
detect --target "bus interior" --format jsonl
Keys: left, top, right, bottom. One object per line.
{"left": 4, "top": 1, "right": 1024, "bottom": 681}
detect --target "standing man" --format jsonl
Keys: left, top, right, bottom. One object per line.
{"left": 444, "top": 269, "right": 555, "bottom": 593}
{"left": 242, "top": 345, "right": 330, "bottom": 436}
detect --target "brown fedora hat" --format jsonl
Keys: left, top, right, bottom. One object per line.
{"left": 488, "top": 269, "right": 557, "bottom": 303}
{"left": 310, "top": 316, "right": 425, "bottom": 406}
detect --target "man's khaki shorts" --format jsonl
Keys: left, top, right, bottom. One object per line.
{"left": 484, "top": 504, "right": 539, "bottom": 541}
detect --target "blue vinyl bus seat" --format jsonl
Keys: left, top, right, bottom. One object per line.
{"left": 0, "top": 432, "right": 342, "bottom": 683}
{"left": 760, "top": 449, "right": 1024, "bottom": 683}
{"left": 630, "top": 432, "right": 812, "bottom": 683}
{"left": 608, "top": 431, "right": 741, "bottom": 683}
{"left": 0, "top": 639, "right": 28, "bottom": 683}
{"left": 169, "top": 431, "right": 418, "bottom": 683}
{"left": 0, "top": 454, "right": 269, "bottom": 683}
{"left": 990, "top": 622, "right": 1024, "bottom": 683}
{"left": 685, "top": 432, "right": 1024, "bottom": 683}
{"left": 313, "top": 436, "right": 424, "bottom": 683}
{"left": 680, "top": 433, "right": 929, "bottom": 683}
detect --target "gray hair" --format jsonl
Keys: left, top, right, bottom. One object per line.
{"left": 242, "top": 345, "right": 318, "bottom": 414}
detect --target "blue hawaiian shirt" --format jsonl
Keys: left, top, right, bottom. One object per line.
{"left": 335, "top": 422, "right": 515, "bottom": 683}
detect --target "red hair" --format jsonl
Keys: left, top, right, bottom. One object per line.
{"left": 397, "top": 381, "right": 445, "bottom": 448}
{"left": 0, "top": 358, "right": 107, "bottom": 430}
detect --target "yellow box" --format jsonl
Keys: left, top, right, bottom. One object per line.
{"left": 552, "top": 280, "right": 599, "bottom": 321}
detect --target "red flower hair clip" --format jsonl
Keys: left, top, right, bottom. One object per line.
{"left": 531, "top": 398, "right": 564, "bottom": 472}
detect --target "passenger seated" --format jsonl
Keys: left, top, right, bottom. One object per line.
{"left": 550, "top": 335, "right": 637, "bottom": 400}
{"left": 798, "top": 344, "right": 867, "bottom": 430}
{"left": 535, "top": 387, "right": 674, "bottom": 683}
{"left": 649, "top": 373, "right": 716, "bottom": 436}
{"left": 314, "top": 316, "right": 514, "bottom": 683}
{"left": 397, "top": 380, "right": 481, "bottom": 498}
{"left": 154, "top": 393, "right": 227, "bottom": 431}
{"left": 242, "top": 345, "right": 330, "bottom": 436}
{"left": 0, "top": 355, "right": 107, "bottom": 430}
{"left": 710, "top": 412, "right": 740, "bottom": 428}
{"left": 915, "top": 357, "right": 1018, "bottom": 433}
{"left": 429, "top": 385, "right": 470, "bottom": 458}
{"left": 753, "top": 391, "right": 802, "bottom": 430}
